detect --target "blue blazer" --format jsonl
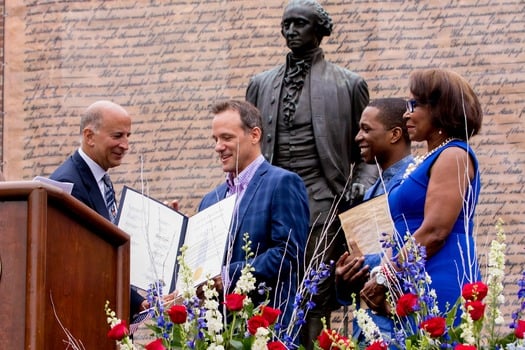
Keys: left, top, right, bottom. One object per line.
{"left": 50, "top": 150, "right": 110, "bottom": 221}
{"left": 199, "top": 160, "right": 309, "bottom": 324}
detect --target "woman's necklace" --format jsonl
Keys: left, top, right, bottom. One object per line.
{"left": 402, "top": 137, "right": 456, "bottom": 179}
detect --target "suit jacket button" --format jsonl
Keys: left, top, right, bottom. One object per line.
{"left": 268, "top": 115, "right": 273, "bottom": 124}
{"left": 271, "top": 96, "right": 276, "bottom": 104}
{"left": 267, "top": 134, "right": 272, "bottom": 142}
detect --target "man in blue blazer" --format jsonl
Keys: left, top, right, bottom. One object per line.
{"left": 50, "top": 100, "right": 147, "bottom": 318}
{"left": 199, "top": 100, "right": 310, "bottom": 329}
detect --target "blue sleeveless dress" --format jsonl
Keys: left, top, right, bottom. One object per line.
{"left": 388, "top": 140, "right": 481, "bottom": 316}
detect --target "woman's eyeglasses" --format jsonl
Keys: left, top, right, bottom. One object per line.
{"left": 406, "top": 99, "right": 418, "bottom": 113}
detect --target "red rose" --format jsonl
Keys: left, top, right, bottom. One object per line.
{"left": 247, "top": 315, "right": 270, "bottom": 335}
{"left": 366, "top": 340, "right": 388, "bottom": 350}
{"left": 268, "top": 340, "right": 287, "bottom": 350}
{"left": 145, "top": 339, "right": 166, "bottom": 350}
{"left": 167, "top": 304, "right": 187, "bottom": 324}
{"left": 454, "top": 345, "right": 477, "bottom": 350}
{"left": 317, "top": 329, "right": 344, "bottom": 350}
{"left": 317, "top": 329, "right": 334, "bottom": 350}
{"left": 261, "top": 305, "right": 281, "bottom": 325}
{"left": 465, "top": 300, "right": 485, "bottom": 321}
{"left": 419, "top": 316, "right": 446, "bottom": 338}
{"left": 461, "top": 282, "right": 488, "bottom": 301}
{"left": 107, "top": 320, "right": 129, "bottom": 341}
{"left": 396, "top": 293, "right": 418, "bottom": 317}
{"left": 224, "top": 293, "right": 246, "bottom": 311}
{"left": 515, "top": 319, "right": 525, "bottom": 339}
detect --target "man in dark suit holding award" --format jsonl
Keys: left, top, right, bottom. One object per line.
{"left": 246, "top": 0, "right": 376, "bottom": 346}
{"left": 50, "top": 100, "right": 147, "bottom": 317}
{"left": 199, "top": 100, "right": 310, "bottom": 328}
{"left": 51, "top": 100, "right": 131, "bottom": 223}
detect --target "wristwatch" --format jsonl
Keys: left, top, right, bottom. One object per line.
{"left": 370, "top": 266, "right": 388, "bottom": 286}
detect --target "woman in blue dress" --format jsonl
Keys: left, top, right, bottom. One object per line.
{"left": 361, "top": 69, "right": 483, "bottom": 328}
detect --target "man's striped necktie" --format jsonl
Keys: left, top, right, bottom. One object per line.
{"left": 102, "top": 173, "right": 118, "bottom": 223}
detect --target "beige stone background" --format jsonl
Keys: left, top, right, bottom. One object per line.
{"left": 1, "top": 0, "right": 524, "bottom": 335}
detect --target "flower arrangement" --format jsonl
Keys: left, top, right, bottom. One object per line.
{"left": 105, "top": 232, "right": 333, "bottom": 350}
{"left": 106, "top": 218, "right": 524, "bottom": 350}
{"left": 390, "top": 219, "right": 525, "bottom": 350}
{"left": 315, "top": 310, "right": 389, "bottom": 350}
{"left": 141, "top": 235, "right": 289, "bottom": 350}
{"left": 105, "top": 300, "right": 134, "bottom": 350}
{"left": 313, "top": 219, "right": 525, "bottom": 350}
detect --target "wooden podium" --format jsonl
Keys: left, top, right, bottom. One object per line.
{"left": 0, "top": 181, "right": 130, "bottom": 350}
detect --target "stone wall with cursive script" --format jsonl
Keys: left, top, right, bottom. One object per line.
{"left": 2, "top": 0, "right": 524, "bottom": 331}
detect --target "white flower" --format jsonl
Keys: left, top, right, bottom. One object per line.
{"left": 252, "top": 327, "right": 270, "bottom": 350}
{"left": 206, "top": 310, "right": 223, "bottom": 334}
{"left": 495, "top": 315, "right": 505, "bottom": 325}
{"left": 204, "top": 299, "right": 220, "bottom": 310}
{"left": 459, "top": 306, "right": 475, "bottom": 344}
{"left": 204, "top": 280, "right": 219, "bottom": 299}
{"left": 208, "top": 344, "right": 225, "bottom": 350}
{"left": 256, "top": 327, "right": 270, "bottom": 337}
{"left": 506, "top": 341, "right": 525, "bottom": 350}
{"left": 119, "top": 345, "right": 133, "bottom": 350}
{"left": 178, "top": 246, "right": 199, "bottom": 299}
{"left": 234, "top": 266, "right": 256, "bottom": 294}
{"left": 425, "top": 273, "right": 433, "bottom": 284}
{"left": 244, "top": 296, "right": 253, "bottom": 307}
{"left": 355, "top": 308, "right": 383, "bottom": 344}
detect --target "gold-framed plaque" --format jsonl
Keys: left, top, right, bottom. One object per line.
{"left": 338, "top": 194, "right": 393, "bottom": 255}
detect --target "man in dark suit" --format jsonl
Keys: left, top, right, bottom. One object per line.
{"left": 51, "top": 100, "right": 130, "bottom": 222}
{"left": 50, "top": 100, "right": 147, "bottom": 318}
{"left": 199, "top": 100, "right": 310, "bottom": 330}
{"left": 246, "top": 0, "right": 377, "bottom": 346}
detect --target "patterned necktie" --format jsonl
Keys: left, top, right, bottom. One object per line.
{"left": 102, "top": 173, "right": 118, "bottom": 223}
{"left": 226, "top": 177, "right": 245, "bottom": 196}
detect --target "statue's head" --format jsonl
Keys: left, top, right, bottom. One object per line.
{"left": 281, "top": 0, "right": 333, "bottom": 53}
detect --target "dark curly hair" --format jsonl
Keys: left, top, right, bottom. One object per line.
{"left": 285, "top": 0, "right": 333, "bottom": 39}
